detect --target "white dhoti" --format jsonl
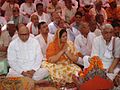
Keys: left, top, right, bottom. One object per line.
{"left": 7, "top": 68, "right": 49, "bottom": 81}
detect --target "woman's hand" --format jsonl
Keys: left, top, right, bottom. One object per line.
{"left": 62, "top": 43, "right": 68, "bottom": 53}
{"left": 65, "top": 50, "right": 78, "bottom": 63}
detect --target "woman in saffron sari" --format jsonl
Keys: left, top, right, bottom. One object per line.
{"left": 42, "top": 28, "right": 81, "bottom": 85}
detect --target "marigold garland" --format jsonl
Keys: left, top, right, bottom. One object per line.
{"left": 79, "top": 56, "right": 104, "bottom": 77}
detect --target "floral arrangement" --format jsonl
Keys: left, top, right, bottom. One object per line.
{"left": 78, "top": 56, "right": 107, "bottom": 82}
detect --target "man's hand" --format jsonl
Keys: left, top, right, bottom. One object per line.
{"left": 27, "top": 70, "right": 35, "bottom": 77}
{"left": 22, "top": 70, "right": 35, "bottom": 78}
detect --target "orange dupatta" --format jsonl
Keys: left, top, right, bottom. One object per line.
{"left": 46, "top": 29, "right": 67, "bottom": 62}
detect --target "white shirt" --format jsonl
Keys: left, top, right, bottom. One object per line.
{"left": 33, "top": 12, "right": 51, "bottom": 24}
{"left": 74, "top": 32, "right": 96, "bottom": 56}
{"left": 26, "top": 22, "right": 39, "bottom": 36}
{"left": 20, "top": 3, "right": 36, "bottom": 23}
{"left": 8, "top": 37, "right": 43, "bottom": 73}
{"left": 48, "top": 22, "right": 58, "bottom": 34}
{"left": 35, "top": 33, "right": 54, "bottom": 59}
{"left": 62, "top": 7, "right": 76, "bottom": 23}
{"left": 1, "top": 1, "right": 19, "bottom": 21}
{"left": 91, "top": 35, "right": 118, "bottom": 69}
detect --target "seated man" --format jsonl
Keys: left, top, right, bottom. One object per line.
{"left": 35, "top": 22, "right": 54, "bottom": 59}
{"left": 26, "top": 14, "right": 39, "bottom": 36}
{"left": 83, "top": 24, "right": 120, "bottom": 79}
{"left": 7, "top": 25, "right": 49, "bottom": 81}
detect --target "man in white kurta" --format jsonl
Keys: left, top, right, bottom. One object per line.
{"left": 74, "top": 22, "right": 95, "bottom": 56}
{"left": 91, "top": 24, "right": 119, "bottom": 70}
{"left": 62, "top": 0, "right": 76, "bottom": 23}
{"left": 20, "top": 1, "right": 36, "bottom": 24}
{"left": 91, "top": 31, "right": 120, "bottom": 81}
{"left": 35, "top": 22, "right": 54, "bottom": 59}
{"left": 26, "top": 14, "right": 39, "bottom": 36}
{"left": 7, "top": 25, "right": 49, "bottom": 81}
{"left": 83, "top": 24, "right": 120, "bottom": 81}
{"left": 33, "top": 3, "right": 51, "bottom": 24}
{"left": 48, "top": 12, "right": 61, "bottom": 34}
{"left": 91, "top": 24, "right": 119, "bottom": 69}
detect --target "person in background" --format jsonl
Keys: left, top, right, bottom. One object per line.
{"left": 89, "top": 0, "right": 107, "bottom": 22}
{"left": 26, "top": 14, "right": 39, "bottom": 36}
{"left": 7, "top": 25, "right": 49, "bottom": 81}
{"left": 34, "top": 0, "right": 50, "bottom": 11}
{"left": 48, "top": 11, "right": 61, "bottom": 34}
{"left": 106, "top": 0, "right": 120, "bottom": 23}
{"left": 10, "top": 7, "right": 24, "bottom": 27}
{"left": 20, "top": 0, "right": 36, "bottom": 24}
{"left": 1, "top": 21, "right": 17, "bottom": 41}
{"left": 95, "top": 14, "right": 105, "bottom": 29}
{"left": 70, "top": 11, "right": 84, "bottom": 41}
{"left": 47, "top": 0, "right": 62, "bottom": 17}
{"left": 111, "top": 20, "right": 120, "bottom": 38}
{"left": 33, "top": 3, "right": 51, "bottom": 24}
{"left": 62, "top": 0, "right": 76, "bottom": 24}
{"left": 1, "top": 0, "right": 19, "bottom": 21}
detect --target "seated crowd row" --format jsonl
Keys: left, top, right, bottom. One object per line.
{"left": 0, "top": 0, "right": 120, "bottom": 89}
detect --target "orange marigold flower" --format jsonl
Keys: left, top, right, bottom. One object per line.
{"left": 79, "top": 56, "right": 104, "bottom": 77}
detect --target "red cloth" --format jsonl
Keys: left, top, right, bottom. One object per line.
{"left": 80, "top": 76, "right": 114, "bottom": 90}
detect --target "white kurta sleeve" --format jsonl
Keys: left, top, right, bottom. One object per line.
{"left": 74, "top": 36, "right": 81, "bottom": 53}
{"left": 91, "top": 37, "right": 100, "bottom": 57}
{"left": 114, "top": 38, "right": 120, "bottom": 58}
{"left": 7, "top": 42, "right": 23, "bottom": 74}
{"left": 32, "top": 41, "right": 43, "bottom": 71}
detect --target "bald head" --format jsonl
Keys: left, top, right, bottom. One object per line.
{"left": 18, "top": 25, "right": 30, "bottom": 42}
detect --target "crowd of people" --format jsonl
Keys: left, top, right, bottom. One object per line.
{"left": 0, "top": 0, "right": 120, "bottom": 90}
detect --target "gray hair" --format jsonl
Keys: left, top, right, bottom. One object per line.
{"left": 101, "top": 24, "right": 113, "bottom": 32}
